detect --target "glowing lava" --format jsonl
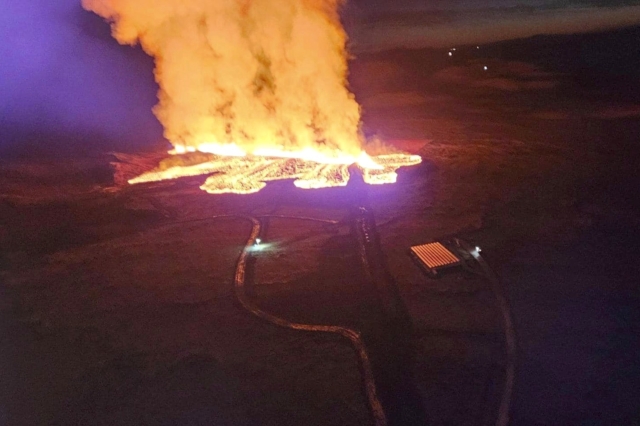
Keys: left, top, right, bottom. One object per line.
{"left": 84, "top": 0, "right": 422, "bottom": 193}
{"left": 129, "top": 144, "right": 421, "bottom": 194}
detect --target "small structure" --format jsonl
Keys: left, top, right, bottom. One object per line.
{"left": 410, "top": 242, "right": 462, "bottom": 277}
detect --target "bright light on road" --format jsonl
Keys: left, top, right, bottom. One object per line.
{"left": 249, "top": 240, "right": 274, "bottom": 252}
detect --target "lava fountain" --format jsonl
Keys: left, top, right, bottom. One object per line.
{"left": 83, "top": 0, "right": 421, "bottom": 194}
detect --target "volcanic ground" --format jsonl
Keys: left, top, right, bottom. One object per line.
{"left": 1, "top": 28, "right": 640, "bottom": 425}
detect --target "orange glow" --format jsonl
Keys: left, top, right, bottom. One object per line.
{"left": 84, "top": 0, "right": 422, "bottom": 194}
{"left": 129, "top": 146, "right": 421, "bottom": 194}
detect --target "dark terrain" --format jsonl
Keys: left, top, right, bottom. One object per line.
{"left": 1, "top": 27, "right": 640, "bottom": 425}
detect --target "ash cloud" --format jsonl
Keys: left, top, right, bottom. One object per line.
{"left": 82, "top": 0, "right": 363, "bottom": 157}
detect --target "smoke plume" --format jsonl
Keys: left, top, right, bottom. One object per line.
{"left": 82, "top": 0, "right": 363, "bottom": 156}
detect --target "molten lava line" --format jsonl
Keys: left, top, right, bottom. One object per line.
{"left": 128, "top": 152, "right": 422, "bottom": 194}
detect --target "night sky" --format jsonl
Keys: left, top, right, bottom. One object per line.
{"left": 346, "top": 0, "right": 640, "bottom": 50}
{"left": 1, "top": 0, "right": 640, "bottom": 155}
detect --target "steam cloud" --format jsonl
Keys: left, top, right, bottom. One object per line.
{"left": 82, "top": 0, "right": 363, "bottom": 156}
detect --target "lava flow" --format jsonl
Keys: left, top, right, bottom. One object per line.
{"left": 84, "top": 0, "right": 421, "bottom": 194}
{"left": 128, "top": 146, "right": 421, "bottom": 194}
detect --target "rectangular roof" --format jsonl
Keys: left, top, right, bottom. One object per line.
{"left": 410, "top": 242, "right": 461, "bottom": 270}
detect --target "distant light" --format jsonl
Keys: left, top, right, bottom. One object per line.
{"left": 452, "top": 48, "right": 457, "bottom": 51}
{"left": 484, "top": 66, "right": 488, "bottom": 71}
{"left": 255, "top": 238, "right": 262, "bottom": 245}
{"left": 477, "top": 46, "right": 480, "bottom": 49}
{"left": 448, "top": 52, "right": 453, "bottom": 57}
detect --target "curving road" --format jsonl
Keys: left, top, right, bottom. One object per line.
{"left": 457, "top": 239, "right": 517, "bottom": 426}
{"left": 215, "top": 214, "right": 388, "bottom": 426}
{"left": 210, "top": 214, "right": 514, "bottom": 426}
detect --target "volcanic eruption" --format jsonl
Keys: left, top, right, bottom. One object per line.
{"left": 83, "top": 0, "right": 421, "bottom": 194}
